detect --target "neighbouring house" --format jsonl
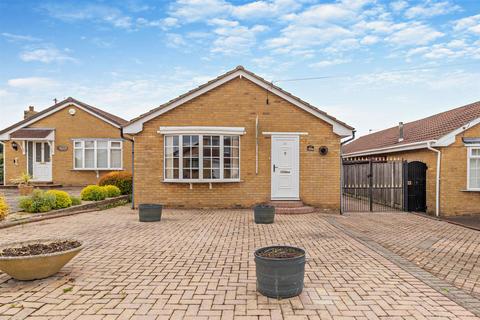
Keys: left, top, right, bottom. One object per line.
{"left": 343, "top": 101, "right": 480, "bottom": 217}
{"left": 123, "top": 66, "right": 354, "bottom": 210}
{"left": 0, "top": 97, "right": 132, "bottom": 186}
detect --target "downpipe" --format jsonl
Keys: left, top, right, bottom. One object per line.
{"left": 339, "top": 130, "right": 356, "bottom": 215}
{"left": 427, "top": 141, "right": 441, "bottom": 217}
{"left": 121, "top": 128, "right": 135, "bottom": 209}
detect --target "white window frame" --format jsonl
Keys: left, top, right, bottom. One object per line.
{"left": 73, "top": 139, "right": 123, "bottom": 171}
{"left": 467, "top": 146, "right": 480, "bottom": 191}
{"left": 163, "top": 134, "right": 241, "bottom": 183}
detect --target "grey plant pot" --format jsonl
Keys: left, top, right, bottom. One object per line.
{"left": 254, "top": 246, "right": 306, "bottom": 299}
{"left": 254, "top": 205, "right": 275, "bottom": 224}
{"left": 139, "top": 204, "right": 162, "bottom": 222}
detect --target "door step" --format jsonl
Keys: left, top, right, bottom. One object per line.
{"left": 269, "top": 201, "right": 316, "bottom": 214}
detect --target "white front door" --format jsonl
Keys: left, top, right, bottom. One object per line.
{"left": 271, "top": 135, "right": 299, "bottom": 200}
{"left": 29, "top": 142, "right": 52, "bottom": 182}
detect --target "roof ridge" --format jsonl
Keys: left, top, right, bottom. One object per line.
{"left": 125, "top": 66, "right": 354, "bottom": 131}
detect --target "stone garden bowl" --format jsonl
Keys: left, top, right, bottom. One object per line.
{"left": 0, "top": 239, "right": 84, "bottom": 281}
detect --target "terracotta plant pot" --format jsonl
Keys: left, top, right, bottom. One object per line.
{"left": 18, "top": 185, "right": 34, "bottom": 196}
{"left": 0, "top": 239, "right": 83, "bottom": 281}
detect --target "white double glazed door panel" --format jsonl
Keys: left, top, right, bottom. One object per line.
{"left": 271, "top": 135, "right": 299, "bottom": 200}
{"left": 28, "top": 141, "right": 52, "bottom": 182}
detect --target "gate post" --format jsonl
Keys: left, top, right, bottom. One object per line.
{"left": 402, "top": 160, "right": 409, "bottom": 211}
{"left": 369, "top": 159, "right": 373, "bottom": 212}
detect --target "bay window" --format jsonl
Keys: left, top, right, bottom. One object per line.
{"left": 467, "top": 147, "right": 480, "bottom": 190}
{"left": 74, "top": 140, "right": 123, "bottom": 170}
{"left": 164, "top": 134, "right": 240, "bottom": 182}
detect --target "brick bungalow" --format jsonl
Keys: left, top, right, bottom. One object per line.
{"left": 0, "top": 97, "right": 132, "bottom": 186}
{"left": 343, "top": 101, "right": 480, "bottom": 217}
{"left": 122, "top": 66, "right": 354, "bottom": 211}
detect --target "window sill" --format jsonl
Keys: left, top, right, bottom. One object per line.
{"left": 461, "top": 189, "right": 480, "bottom": 192}
{"left": 163, "top": 179, "right": 242, "bottom": 184}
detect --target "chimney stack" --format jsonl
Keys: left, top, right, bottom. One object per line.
{"left": 24, "top": 106, "right": 38, "bottom": 119}
{"left": 398, "top": 122, "right": 404, "bottom": 142}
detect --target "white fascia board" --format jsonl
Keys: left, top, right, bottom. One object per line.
{"left": 343, "top": 140, "right": 436, "bottom": 157}
{"left": 435, "top": 117, "right": 480, "bottom": 147}
{"left": 0, "top": 102, "right": 120, "bottom": 141}
{"left": 123, "top": 70, "right": 353, "bottom": 137}
{"left": 158, "top": 126, "right": 246, "bottom": 135}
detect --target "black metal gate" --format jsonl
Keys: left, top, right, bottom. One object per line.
{"left": 407, "top": 161, "right": 427, "bottom": 212}
{"left": 341, "top": 158, "right": 407, "bottom": 212}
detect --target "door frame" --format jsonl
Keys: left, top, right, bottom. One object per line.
{"left": 27, "top": 140, "right": 53, "bottom": 182}
{"left": 270, "top": 134, "right": 300, "bottom": 200}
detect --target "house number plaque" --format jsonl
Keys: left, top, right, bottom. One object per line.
{"left": 57, "top": 145, "right": 68, "bottom": 152}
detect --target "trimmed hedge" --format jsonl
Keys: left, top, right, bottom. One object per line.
{"left": 81, "top": 185, "right": 107, "bottom": 201}
{"left": 19, "top": 189, "right": 56, "bottom": 213}
{"left": 102, "top": 185, "right": 121, "bottom": 198}
{"left": 98, "top": 172, "right": 132, "bottom": 195}
{"left": 0, "top": 195, "right": 8, "bottom": 221}
{"left": 46, "top": 190, "right": 73, "bottom": 209}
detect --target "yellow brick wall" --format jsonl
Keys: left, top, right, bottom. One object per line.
{"left": 133, "top": 77, "right": 343, "bottom": 210}
{"left": 4, "top": 104, "right": 131, "bottom": 186}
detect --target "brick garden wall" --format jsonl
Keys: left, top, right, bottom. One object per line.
{"left": 133, "top": 77, "right": 343, "bottom": 210}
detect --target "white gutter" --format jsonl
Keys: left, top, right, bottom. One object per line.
{"left": 427, "top": 141, "right": 441, "bottom": 217}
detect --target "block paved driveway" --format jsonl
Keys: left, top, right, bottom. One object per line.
{"left": 0, "top": 208, "right": 479, "bottom": 319}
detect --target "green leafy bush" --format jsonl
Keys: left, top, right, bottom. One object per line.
{"left": 19, "top": 189, "right": 56, "bottom": 213}
{"left": 102, "top": 185, "right": 121, "bottom": 198}
{"left": 46, "top": 190, "right": 72, "bottom": 209}
{"left": 98, "top": 172, "right": 132, "bottom": 195}
{"left": 70, "top": 196, "right": 82, "bottom": 206}
{"left": 81, "top": 185, "right": 107, "bottom": 201}
{"left": 0, "top": 194, "right": 8, "bottom": 221}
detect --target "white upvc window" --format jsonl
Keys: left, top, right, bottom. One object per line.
{"left": 74, "top": 140, "right": 123, "bottom": 170}
{"left": 467, "top": 147, "right": 480, "bottom": 190}
{"left": 164, "top": 134, "right": 240, "bottom": 182}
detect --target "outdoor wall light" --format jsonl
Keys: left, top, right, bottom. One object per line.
{"left": 11, "top": 141, "right": 18, "bottom": 151}
{"left": 319, "top": 146, "right": 329, "bottom": 156}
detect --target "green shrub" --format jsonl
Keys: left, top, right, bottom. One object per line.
{"left": 18, "top": 189, "right": 56, "bottom": 213}
{"left": 0, "top": 194, "right": 8, "bottom": 221}
{"left": 46, "top": 190, "right": 72, "bottom": 209}
{"left": 81, "top": 185, "right": 107, "bottom": 201}
{"left": 101, "top": 185, "right": 121, "bottom": 198}
{"left": 98, "top": 172, "right": 132, "bottom": 195}
{"left": 70, "top": 196, "right": 82, "bottom": 206}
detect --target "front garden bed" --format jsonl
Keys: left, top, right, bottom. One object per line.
{"left": 0, "top": 195, "right": 129, "bottom": 230}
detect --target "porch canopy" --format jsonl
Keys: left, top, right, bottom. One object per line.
{"left": 10, "top": 128, "right": 55, "bottom": 140}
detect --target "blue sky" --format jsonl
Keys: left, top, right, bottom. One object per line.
{"left": 0, "top": 0, "right": 479, "bottom": 136}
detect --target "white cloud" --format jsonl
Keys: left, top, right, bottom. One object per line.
{"left": 20, "top": 46, "right": 76, "bottom": 63}
{"left": 360, "top": 35, "right": 379, "bottom": 45}
{"left": 211, "top": 24, "right": 267, "bottom": 54}
{"left": 166, "top": 33, "right": 187, "bottom": 48}
{"left": 7, "top": 77, "right": 57, "bottom": 89}
{"left": 310, "top": 58, "right": 350, "bottom": 68}
{"left": 168, "top": 0, "right": 231, "bottom": 22}
{"left": 386, "top": 23, "right": 444, "bottom": 46}
{"left": 404, "top": 1, "right": 460, "bottom": 19}
{"left": 390, "top": 1, "right": 408, "bottom": 12}
{"left": 454, "top": 14, "right": 480, "bottom": 35}
{"left": 41, "top": 3, "right": 134, "bottom": 29}
{"left": 1, "top": 32, "right": 41, "bottom": 42}
{"left": 232, "top": 0, "right": 302, "bottom": 20}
